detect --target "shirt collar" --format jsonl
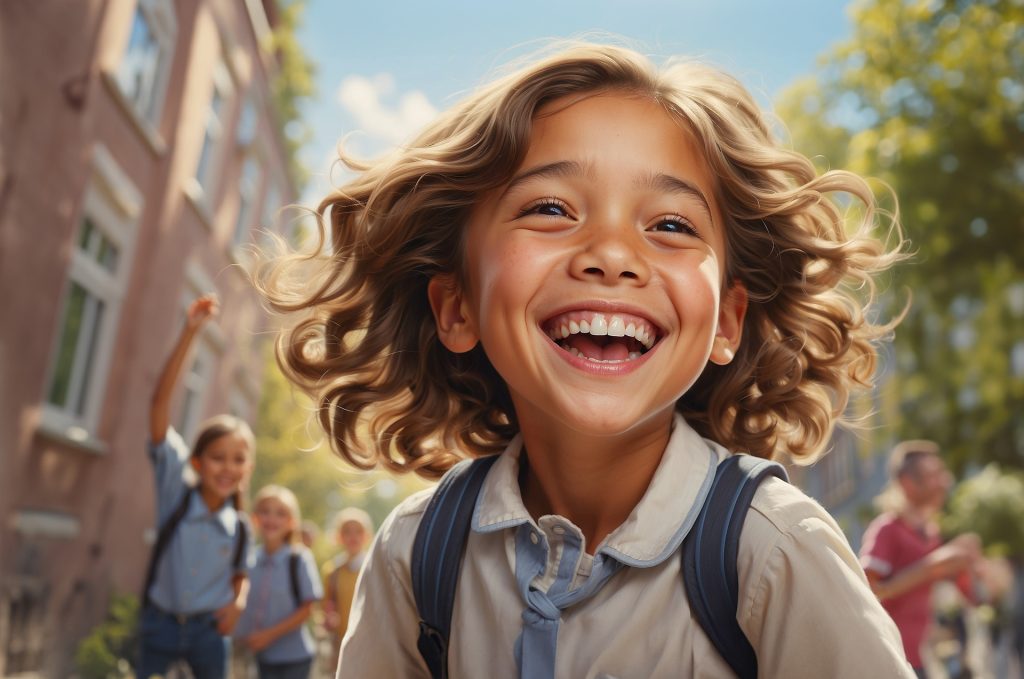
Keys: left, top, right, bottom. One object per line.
{"left": 185, "top": 488, "right": 239, "bottom": 536}
{"left": 472, "top": 413, "right": 722, "bottom": 567}
{"left": 256, "top": 544, "right": 292, "bottom": 566}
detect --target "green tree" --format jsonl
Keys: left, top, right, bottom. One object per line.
{"left": 944, "top": 465, "right": 1024, "bottom": 557}
{"left": 777, "top": 0, "right": 1024, "bottom": 471}
{"left": 267, "top": 0, "right": 317, "bottom": 188}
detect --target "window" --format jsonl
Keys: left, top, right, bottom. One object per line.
{"left": 43, "top": 147, "right": 140, "bottom": 440}
{"left": 177, "top": 341, "right": 213, "bottom": 442}
{"left": 193, "top": 62, "right": 233, "bottom": 202}
{"left": 260, "top": 180, "right": 282, "bottom": 240}
{"left": 236, "top": 98, "right": 258, "bottom": 149}
{"left": 115, "top": 0, "right": 176, "bottom": 126}
{"left": 175, "top": 263, "right": 225, "bottom": 442}
{"left": 232, "top": 155, "right": 261, "bottom": 248}
{"left": 229, "top": 385, "right": 254, "bottom": 423}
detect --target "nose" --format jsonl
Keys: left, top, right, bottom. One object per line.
{"left": 568, "top": 225, "right": 650, "bottom": 286}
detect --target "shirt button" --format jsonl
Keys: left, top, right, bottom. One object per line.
{"left": 529, "top": 531, "right": 539, "bottom": 545}
{"left": 552, "top": 525, "right": 565, "bottom": 536}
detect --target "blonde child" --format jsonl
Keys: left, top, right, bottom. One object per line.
{"left": 258, "top": 43, "right": 915, "bottom": 677}
{"left": 141, "top": 295, "right": 253, "bottom": 679}
{"left": 320, "top": 508, "right": 374, "bottom": 664}
{"left": 235, "top": 485, "right": 323, "bottom": 679}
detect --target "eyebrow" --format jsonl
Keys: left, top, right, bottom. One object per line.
{"left": 637, "top": 172, "right": 715, "bottom": 227}
{"left": 501, "top": 160, "right": 590, "bottom": 200}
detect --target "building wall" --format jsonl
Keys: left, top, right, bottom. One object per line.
{"left": 0, "top": 0, "right": 295, "bottom": 674}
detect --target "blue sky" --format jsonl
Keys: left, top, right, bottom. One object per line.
{"left": 295, "top": 0, "right": 854, "bottom": 202}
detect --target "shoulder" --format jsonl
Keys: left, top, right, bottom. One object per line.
{"left": 741, "top": 476, "right": 854, "bottom": 573}
{"left": 375, "top": 487, "right": 435, "bottom": 559}
{"left": 149, "top": 426, "right": 189, "bottom": 459}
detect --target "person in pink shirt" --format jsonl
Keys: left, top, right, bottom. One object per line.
{"left": 860, "top": 440, "right": 981, "bottom": 677}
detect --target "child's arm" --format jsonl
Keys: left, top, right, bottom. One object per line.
{"left": 866, "top": 533, "right": 980, "bottom": 602}
{"left": 246, "top": 548, "right": 324, "bottom": 650}
{"left": 150, "top": 295, "right": 218, "bottom": 444}
{"left": 245, "top": 602, "right": 315, "bottom": 652}
{"left": 214, "top": 573, "right": 248, "bottom": 635}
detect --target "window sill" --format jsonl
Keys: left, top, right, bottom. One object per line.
{"left": 101, "top": 69, "right": 168, "bottom": 157}
{"left": 183, "top": 179, "right": 215, "bottom": 232}
{"left": 36, "top": 409, "right": 108, "bottom": 456}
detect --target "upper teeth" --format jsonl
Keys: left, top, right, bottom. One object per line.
{"left": 548, "top": 313, "right": 656, "bottom": 350}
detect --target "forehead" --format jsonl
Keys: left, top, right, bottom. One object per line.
{"left": 203, "top": 431, "right": 251, "bottom": 454}
{"left": 531, "top": 93, "right": 709, "bottom": 169}
{"left": 257, "top": 496, "right": 290, "bottom": 512}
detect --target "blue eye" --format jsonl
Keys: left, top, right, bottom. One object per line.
{"left": 650, "top": 216, "right": 699, "bottom": 237}
{"left": 519, "top": 198, "right": 571, "bottom": 218}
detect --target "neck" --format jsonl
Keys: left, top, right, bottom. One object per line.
{"left": 198, "top": 484, "right": 229, "bottom": 512}
{"left": 899, "top": 502, "right": 937, "bottom": 528}
{"left": 516, "top": 408, "right": 672, "bottom": 553}
{"left": 263, "top": 538, "right": 286, "bottom": 554}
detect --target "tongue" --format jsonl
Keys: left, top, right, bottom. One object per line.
{"left": 566, "top": 335, "right": 631, "bottom": 361}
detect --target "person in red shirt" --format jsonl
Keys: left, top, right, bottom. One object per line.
{"left": 860, "top": 440, "right": 981, "bottom": 677}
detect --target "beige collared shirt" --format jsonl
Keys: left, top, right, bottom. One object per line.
{"left": 338, "top": 416, "right": 913, "bottom": 678}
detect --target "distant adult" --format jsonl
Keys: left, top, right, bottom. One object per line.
{"left": 861, "top": 440, "right": 981, "bottom": 678}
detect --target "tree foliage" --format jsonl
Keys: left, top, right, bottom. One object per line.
{"left": 777, "top": 0, "right": 1024, "bottom": 472}
{"left": 267, "top": 0, "right": 316, "bottom": 188}
{"left": 944, "top": 465, "right": 1024, "bottom": 557}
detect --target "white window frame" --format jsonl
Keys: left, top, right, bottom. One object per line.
{"left": 232, "top": 154, "right": 261, "bottom": 249}
{"left": 189, "top": 61, "right": 234, "bottom": 210}
{"left": 41, "top": 146, "right": 141, "bottom": 445}
{"left": 228, "top": 384, "right": 255, "bottom": 423}
{"left": 114, "top": 0, "right": 176, "bottom": 129}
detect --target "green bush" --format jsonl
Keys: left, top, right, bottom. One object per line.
{"left": 943, "top": 464, "right": 1024, "bottom": 557}
{"left": 74, "top": 592, "right": 139, "bottom": 679}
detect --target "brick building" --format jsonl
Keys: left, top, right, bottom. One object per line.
{"left": 0, "top": 0, "right": 298, "bottom": 674}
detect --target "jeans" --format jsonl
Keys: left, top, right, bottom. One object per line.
{"left": 257, "top": 657, "right": 313, "bottom": 679}
{"left": 137, "top": 605, "right": 230, "bottom": 679}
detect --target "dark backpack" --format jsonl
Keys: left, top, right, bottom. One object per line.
{"left": 141, "top": 487, "right": 249, "bottom": 608}
{"left": 411, "top": 453, "right": 787, "bottom": 679}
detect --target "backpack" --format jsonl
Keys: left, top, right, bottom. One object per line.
{"left": 142, "top": 487, "right": 249, "bottom": 608}
{"left": 411, "top": 453, "right": 787, "bottom": 679}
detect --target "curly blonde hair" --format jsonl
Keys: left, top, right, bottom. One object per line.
{"left": 256, "top": 43, "right": 905, "bottom": 478}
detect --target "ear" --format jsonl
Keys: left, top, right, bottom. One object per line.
{"left": 427, "top": 273, "right": 479, "bottom": 353}
{"left": 190, "top": 457, "right": 202, "bottom": 473}
{"left": 709, "top": 280, "right": 748, "bottom": 366}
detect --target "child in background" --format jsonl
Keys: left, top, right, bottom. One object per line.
{"left": 258, "top": 43, "right": 916, "bottom": 677}
{"left": 236, "top": 485, "right": 323, "bottom": 679}
{"left": 140, "top": 295, "right": 253, "bottom": 679}
{"left": 320, "top": 508, "right": 373, "bottom": 664}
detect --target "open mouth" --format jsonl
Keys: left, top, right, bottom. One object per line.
{"left": 543, "top": 311, "right": 660, "bottom": 364}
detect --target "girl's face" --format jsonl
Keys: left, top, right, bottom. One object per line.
{"left": 340, "top": 521, "right": 367, "bottom": 554}
{"left": 254, "top": 497, "right": 296, "bottom": 545}
{"left": 430, "top": 93, "right": 746, "bottom": 440}
{"left": 191, "top": 432, "right": 252, "bottom": 500}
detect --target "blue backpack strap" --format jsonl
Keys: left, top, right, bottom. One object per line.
{"left": 142, "top": 486, "right": 194, "bottom": 607}
{"left": 412, "top": 455, "right": 500, "bottom": 679}
{"left": 681, "top": 454, "right": 788, "bottom": 679}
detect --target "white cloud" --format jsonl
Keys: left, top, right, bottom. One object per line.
{"left": 335, "top": 73, "right": 438, "bottom": 148}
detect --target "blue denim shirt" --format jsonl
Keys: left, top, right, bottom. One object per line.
{"left": 235, "top": 544, "right": 323, "bottom": 663}
{"left": 147, "top": 427, "right": 251, "bottom": 614}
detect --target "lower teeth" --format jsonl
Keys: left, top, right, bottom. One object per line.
{"left": 561, "top": 345, "right": 643, "bottom": 362}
